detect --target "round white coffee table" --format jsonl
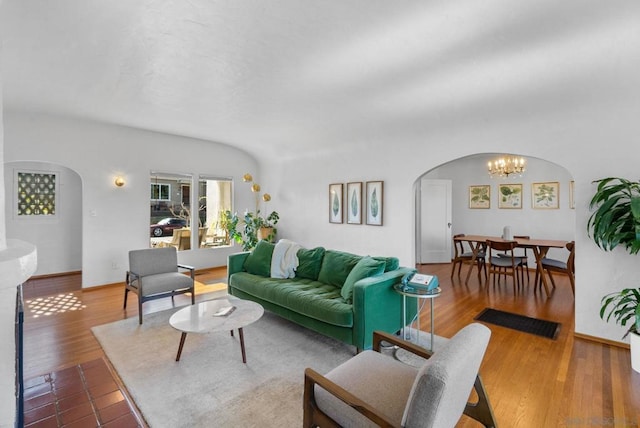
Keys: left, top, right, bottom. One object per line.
{"left": 169, "top": 297, "right": 264, "bottom": 363}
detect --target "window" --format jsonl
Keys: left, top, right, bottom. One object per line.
{"left": 150, "top": 172, "right": 192, "bottom": 249}
{"left": 150, "top": 183, "right": 171, "bottom": 201}
{"left": 149, "top": 172, "right": 232, "bottom": 249}
{"left": 16, "top": 171, "right": 58, "bottom": 216}
{"left": 198, "top": 176, "right": 233, "bottom": 247}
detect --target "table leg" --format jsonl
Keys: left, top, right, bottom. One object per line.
{"left": 176, "top": 332, "right": 187, "bottom": 362}
{"left": 464, "top": 241, "right": 481, "bottom": 285}
{"left": 238, "top": 328, "right": 247, "bottom": 363}
{"left": 402, "top": 294, "right": 407, "bottom": 340}
{"left": 430, "top": 298, "right": 435, "bottom": 351}
{"left": 533, "top": 246, "right": 551, "bottom": 297}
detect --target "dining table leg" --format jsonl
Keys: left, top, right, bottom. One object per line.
{"left": 532, "top": 246, "right": 551, "bottom": 297}
{"left": 464, "top": 241, "right": 482, "bottom": 286}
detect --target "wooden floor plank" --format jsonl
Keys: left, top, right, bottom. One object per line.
{"left": 21, "top": 264, "right": 640, "bottom": 427}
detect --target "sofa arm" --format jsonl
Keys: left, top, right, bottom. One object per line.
{"left": 352, "top": 267, "right": 418, "bottom": 350}
{"left": 227, "top": 252, "right": 250, "bottom": 283}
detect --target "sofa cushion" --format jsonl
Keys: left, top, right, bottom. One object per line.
{"left": 296, "top": 247, "right": 326, "bottom": 280}
{"left": 341, "top": 256, "right": 386, "bottom": 302}
{"left": 243, "top": 240, "right": 275, "bottom": 277}
{"left": 317, "top": 250, "right": 362, "bottom": 288}
{"left": 229, "top": 272, "right": 353, "bottom": 327}
{"left": 373, "top": 256, "right": 400, "bottom": 272}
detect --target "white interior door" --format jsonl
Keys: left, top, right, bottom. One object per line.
{"left": 418, "top": 179, "right": 452, "bottom": 263}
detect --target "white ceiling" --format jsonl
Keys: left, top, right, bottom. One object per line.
{"left": 1, "top": 1, "right": 637, "bottom": 160}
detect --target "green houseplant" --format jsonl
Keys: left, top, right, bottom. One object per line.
{"left": 223, "top": 173, "right": 279, "bottom": 251}
{"left": 587, "top": 177, "right": 640, "bottom": 254}
{"left": 588, "top": 177, "right": 640, "bottom": 372}
{"left": 600, "top": 288, "right": 640, "bottom": 340}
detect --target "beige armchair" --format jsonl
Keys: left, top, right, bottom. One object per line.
{"left": 304, "top": 324, "right": 496, "bottom": 427}
{"left": 124, "top": 247, "right": 195, "bottom": 324}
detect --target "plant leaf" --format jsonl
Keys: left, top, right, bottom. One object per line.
{"left": 370, "top": 188, "right": 379, "bottom": 218}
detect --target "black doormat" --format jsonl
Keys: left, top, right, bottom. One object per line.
{"left": 474, "top": 308, "right": 560, "bottom": 339}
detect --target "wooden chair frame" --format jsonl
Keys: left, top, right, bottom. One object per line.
{"left": 303, "top": 330, "right": 497, "bottom": 428}
{"left": 451, "top": 234, "right": 488, "bottom": 282}
{"left": 487, "top": 240, "right": 520, "bottom": 292}
{"left": 537, "top": 241, "right": 575, "bottom": 295}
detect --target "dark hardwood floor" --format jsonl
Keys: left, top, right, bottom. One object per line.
{"left": 21, "top": 264, "right": 640, "bottom": 427}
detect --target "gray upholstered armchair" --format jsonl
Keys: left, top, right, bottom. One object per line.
{"left": 304, "top": 324, "right": 496, "bottom": 428}
{"left": 124, "top": 247, "right": 195, "bottom": 324}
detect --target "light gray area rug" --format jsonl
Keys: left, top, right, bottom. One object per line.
{"left": 92, "top": 300, "right": 355, "bottom": 427}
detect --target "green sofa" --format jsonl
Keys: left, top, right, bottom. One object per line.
{"left": 227, "top": 241, "right": 417, "bottom": 351}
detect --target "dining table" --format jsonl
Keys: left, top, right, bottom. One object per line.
{"left": 453, "top": 234, "right": 569, "bottom": 297}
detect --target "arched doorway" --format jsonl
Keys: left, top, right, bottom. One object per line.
{"left": 4, "top": 161, "right": 82, "bottom": 276}
{"left": 415, "top": 153, "right": 575, "bottom": 270}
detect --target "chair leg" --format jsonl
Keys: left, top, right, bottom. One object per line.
{"left": 569, "top": 273, "right": 575, "bottom": 295}
{"left": 463, "top": 375, "right": 498, "bottom": 428}
{"left": 547, "top": 271, "right": 557, "bottom": 289}
{"left": 123, "top": 288, "right": 128, "bottom": 309}
{"left": 138, "top": 296, "right": 143, "bottom": 325}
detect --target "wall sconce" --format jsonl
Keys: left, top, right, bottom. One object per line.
{"left": 114, "top": 176, "right": 126, "bottom": 187}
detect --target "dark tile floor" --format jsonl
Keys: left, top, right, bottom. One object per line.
{"left": 23, "top": 358, "right": 144, "bottom": 427}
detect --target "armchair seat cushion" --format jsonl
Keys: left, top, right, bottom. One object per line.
{"left": 315, "top": 350, "right": 418, "bottom": 427}
{"left": 132, "top": 272, "right": 193, "bottom": 297}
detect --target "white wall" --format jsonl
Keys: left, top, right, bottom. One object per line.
{"left": 3, "top": 112, "right": 258, "bottom": 288}
{"left": 259, "top": 0, "right": 640, "bottom": 346}
{"left": 0, "top": 34, "right": 14, "bottom": 428}
{"left": 4, "top": 161, "right": 82, "bottom": 276}
{"left": 264, "top": 83, "right": 639, "bottom": 347}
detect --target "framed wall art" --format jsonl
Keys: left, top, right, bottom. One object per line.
{"left": 532, "top": 182, "right": 559, "bottom": 209}
{"left": 329, "top": 183, "right": 343, "bottom": 223}
{"left": 498, "top": 184, "right": 523, "bottom": 209}
{"left": 469, "top": 185, "right": 490, "bottom": 209}
{"left": 365, "top": 181, "right": 383, "bottom": 226}
{"left": 346, "top": 182, "right": 362, "bottom": 224}
{"left": 569, "top": 180, "right": 575, "bottom": 209}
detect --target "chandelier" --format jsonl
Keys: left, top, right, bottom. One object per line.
{"left": 487, "top": 156, "right": 526, "bottom": 178}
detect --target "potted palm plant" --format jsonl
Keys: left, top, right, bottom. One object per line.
{"left": 600, "top": 288, "right": 640, "bottom": 372}
{"left": 588, "top": 177, "right": 640, "bottom": 372}
{"left": 587, "top": 177, "right": 640, "bottom": 254}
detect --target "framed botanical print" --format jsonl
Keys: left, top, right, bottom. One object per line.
{"left": 569, "top": 180, "right": 575, "bottom": 209}
{"left": 329, "top": 183, "right": 343, "bottom": 223}
{"left": 532, "top": 182, "right": 559, "bottom": 209}
{"left": 365, "top": 181, "right": 383, "bottom": 226}
{"left": 346, "top": 182, "right": 362, "bottom": 224}
{"left": 498, "top": 184, "right": 523, "bottom": 209}
{"left": 469, "top": 185, "right": 490, "bottom": 209}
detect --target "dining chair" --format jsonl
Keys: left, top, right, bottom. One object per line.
{"left": 487, "top": 240, "right": 520, "bottom": 292}
{"left": 451, "top": 234, "right": 487, "bottom": 282}
{"left": 498, "top": 235, "right": 530, "bottom": 284}
{"left": 537, "top": 241, "right": 575, "bottom": 295}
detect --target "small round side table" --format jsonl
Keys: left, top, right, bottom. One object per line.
{"left": 393, "top": 283, "right": 441, "bottom": 351}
